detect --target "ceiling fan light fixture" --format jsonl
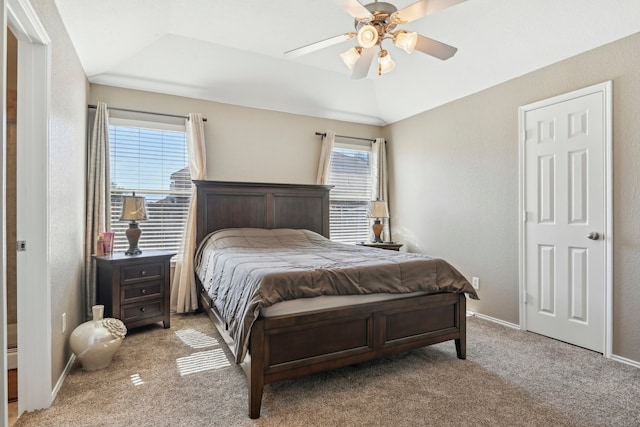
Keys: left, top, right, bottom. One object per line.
{"left": 377, "top": 49, "right": 395, "bottom": 75}
{"left": 357, "top": 24, "right": 379, "bottom": 48}
{"left": 340, "top": 46, "right": 363, "bottom": 70}
{"left": 285, "top": 0, "right": 462, "bottom": 79}
{"left": 394, "top": 31, "right": 418, "bottom": 54}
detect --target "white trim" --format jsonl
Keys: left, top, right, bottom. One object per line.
{"left": 8, "top": 0, "right": 53, "bottom": 414}
{"left": 7, "top": 0, "right": 50, "bottom": 44}
{"left": 51, "top": 354, "right": 76, "bottom": 401}
{"left": 334, "top": 140, "right": 372, "bottom": 151}
{"left": 0, "top": 4, "right": 9, "bottom": 424}
{"left": 603, "top": 83, "right": 614, "bottom": 359}
{"left": 517, "top": 101, "right": 527, "bottom": 330}
{"left": 467, "top": 311, "right": 520, "bottom": 330}
{"left": 17, "top": 38, "right": 52, "bottom": 413}
{"left": 109, "top": 117, "right": 186, "bottom": 132}
{"left": 517, "top": 81, "right": 613, "bottom": 357}
{"left": 470, "top": 311, "right": 639, "bottom": 370}
{"left": 610, "top": 354, "right": 640, "bottom": 370}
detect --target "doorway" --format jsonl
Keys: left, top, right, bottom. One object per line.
{"left": 518, "top": 82, "right": 612, "bottom": 355}
{"left": 3, "top": 0, "right": 53, "bottom": 423}
{"left": 6, "top": 27, "right": 18, "bottom": 409}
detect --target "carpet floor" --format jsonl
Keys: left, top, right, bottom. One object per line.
{"left": 14, "top": 313, "right": 640, "bottom": 426}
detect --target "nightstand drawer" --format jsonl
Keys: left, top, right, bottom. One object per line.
{"left": 121, "top": 262, "right": 164, "bottom": 284}
{"left": 94, "top": 251, "right": 174, "bottom": 330}
{"left": 121, "top": 299, "right": 163, "bottom": 324}
{"left": 121, "top": 280, "right": 164, "bottom": 304}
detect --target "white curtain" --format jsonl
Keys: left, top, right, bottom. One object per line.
{"left": 171, "top": 113, "right": 207, "bottom": 313}
{"left": 84, "top": 102, "right": 110, "bottom": 319}
{"left": 316, "top": 131, "right": 335, "bottom": 184}
{"left": 371, "top": 137, "right": 390, "bottom": 242}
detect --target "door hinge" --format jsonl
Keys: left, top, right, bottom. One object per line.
{"left": 17, "top": 240, "right": 26, "bottom": 251}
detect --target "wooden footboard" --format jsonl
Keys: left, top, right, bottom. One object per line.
{"left": 200, "top": 287, "right": 466, "bottom": 419}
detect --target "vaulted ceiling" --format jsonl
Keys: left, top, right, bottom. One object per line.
{"left": 55, "top": 0, "right": 640, "bottom": 125}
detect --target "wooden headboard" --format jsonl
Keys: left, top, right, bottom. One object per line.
{"left": 194, "top": 180, "right": 332, "bottom": 245}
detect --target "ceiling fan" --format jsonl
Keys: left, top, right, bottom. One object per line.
{"left": 285, "top": 0, "right": 466, "bottom": 79}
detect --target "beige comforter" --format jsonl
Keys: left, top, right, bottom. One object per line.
{"left": 195, "top": 228, "right": 478, "bottom": 363}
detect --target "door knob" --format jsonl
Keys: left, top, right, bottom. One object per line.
{"left": 587, "top": 232, "right": 600, "bottom": 240}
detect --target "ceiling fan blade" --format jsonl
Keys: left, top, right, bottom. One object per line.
{"left": 335, "top": 0, "right": 374, "bottom": 20}
{"left": 393, "top": 0, "right": 467, "bottom": 24}
{"left": 414, "top": 34, "right": 458, "bottom": 60}
{"left": 285, "top": 33, "right": 355, "bottom": 58}
{"left": 351, "top": 47, "right": 375, "bottom": 79}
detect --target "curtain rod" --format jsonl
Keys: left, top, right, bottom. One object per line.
{"left": 315, "top": 132, "right": 376, "bottom": 143}
{"left": 88, "top": 104, "right": 207, "bottom": 122}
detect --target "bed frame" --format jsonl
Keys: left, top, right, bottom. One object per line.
{"left": 194, "top": 180, "right": 467, "bottom": 419}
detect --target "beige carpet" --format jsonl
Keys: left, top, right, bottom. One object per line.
{"left": 15, "top": 313, "right": 640, "bottom": 426}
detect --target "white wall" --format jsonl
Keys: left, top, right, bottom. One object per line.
{"left": 385, "top": 32, "right": 640, "bottom": 363}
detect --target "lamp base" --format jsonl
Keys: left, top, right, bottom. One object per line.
{"left": 371, "top": 219, "right": 384, "bottom": 243}
{"left": 125, "top": 221, "right": 142, "bottom": 255}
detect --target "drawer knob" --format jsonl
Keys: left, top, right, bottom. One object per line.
{"left": 141, "top": 288, "right": 147, "bottom": 295}
{"left": 140, "top": 306, "right": 145, "bottom": 313}
{"left": 141, "top": 270, "right": 147, "bottom": 276}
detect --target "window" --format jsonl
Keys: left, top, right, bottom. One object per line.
{"left": 327, "top": 142, "right": 373, "bottom": 244}
{"left": 109, "top": 118, "right": 190, "bottom": 253}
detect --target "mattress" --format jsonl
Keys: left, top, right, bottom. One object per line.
{"left": 260, "top": 291, "right": 427, "bottom": 317}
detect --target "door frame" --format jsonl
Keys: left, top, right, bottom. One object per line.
{"left": 0, "top": 2, "right": 7, "bottom": 420}
{"left": 518, "top": 81, "right": 613, "bottom": 357}
{"left": 4, "top": 0, "right": 52, "bottom": 418}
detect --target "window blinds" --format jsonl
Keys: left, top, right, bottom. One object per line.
{"left": 327, "top": 145, "right": 373, "bottom": 243}
{"left": 109, "top": 122, "right": 190, "bottom": 253}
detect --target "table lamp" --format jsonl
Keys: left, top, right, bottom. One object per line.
{"left": 367, "top": 200, "right": 389, "bottom": 243}
{"left": 120, "top": 193, "right": 148, "bottom": 255}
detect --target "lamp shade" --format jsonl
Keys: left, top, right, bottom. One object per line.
{"left": 377, "top": 50, "right": 395, "bottom": 75}
{"left": 394, "top": 31, "right": 418, "bottom": 54}
{"left": 367, "top": 200, "right": 389, "bottom": 219}
{"left": 119, "top": 195, "right": 148, "bottom": 221}
{"left": 340, "top": 46, "right": 362, "bottom": 69}
{"left": 357, "top": 24, "right": 378, "bottom": 49}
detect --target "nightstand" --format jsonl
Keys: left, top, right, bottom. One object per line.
{"left": 94, "top": 251, "right": 175, "bottom": 330}
{"left": 357, "top": 242, "right": 403, "bottom": 251}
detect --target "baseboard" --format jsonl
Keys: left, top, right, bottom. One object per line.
{"left": 467, "top": 311, "right": 640, "bottom": 368}
{"left": 467, "top": 311, "right": 520, "bottom": 330}
{"left": 51, "top": 354, "right": 76, "bottom": 402}
{"left": 610, "top": 354, "right": 640, "bottom": 369}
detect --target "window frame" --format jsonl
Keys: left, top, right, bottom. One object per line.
{"left": 108, "top": 117, "right": 190, "bottom": 254}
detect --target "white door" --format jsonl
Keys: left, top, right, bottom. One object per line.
{"left": 520, "top": 82, "right": 611, "bottom": 353}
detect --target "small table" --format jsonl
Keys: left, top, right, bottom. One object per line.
{"left": 357, "top": 242, "right": 403, "bottom": 251}
{"left": 93, "top": 250, "right": 175, "bottom": 330}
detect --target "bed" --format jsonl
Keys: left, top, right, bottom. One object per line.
{"left": 193, "top": 180, "right": 478, "bottom": 418}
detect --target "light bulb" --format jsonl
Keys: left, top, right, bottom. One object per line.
{"left": 357, "top": 25, "right": 379, "bottom": 49}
